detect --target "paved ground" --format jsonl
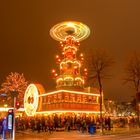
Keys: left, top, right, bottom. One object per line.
{"left": 3, "top": 127, "right": 140, "bottom": 140}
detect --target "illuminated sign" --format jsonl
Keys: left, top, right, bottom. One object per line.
{"left": 8, "top": 114, "right": 13, "bottom": 130}
{"left": 24, "top": 84, "right": 39, "bottom": 116}
{"left": 7, "top": 109, "right": 13, "bottom": 130}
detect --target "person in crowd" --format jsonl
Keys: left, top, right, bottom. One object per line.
{"left": 41, "top": 117, "right": 46, "bottom": 132}
{"left": 0, "top": 118, "right": 3, "bottom": 139}
{"left": 107, "top": 116, "right": 111, "bottom": 130}
{"left": 81, "top": 118, "right": 87, "bottom": 133}
{"left": 104, "top": 116, "right": 111, "bottom": 130}
{"left": 65, "top": 116, "right": 71, "bottom": 132}
{"left": 30, "top": 118, "right": 35, "bottom": 132}
{"left": 54, "top": 115, "right": 58, "bottom": 131}
{"left": 2, "top": 117, "right": 7, "bottom": 140}
{"left": 104, "top": 117, "right": 108, "bottom": 130}
{"left": 36, "top": 118, "right": 41, "bottom": 133}
{"left": 48, "top": 117, "right": 53, "bottom": 134}
{"left": 75, "top": 117, "right": 81, "bottom": 132}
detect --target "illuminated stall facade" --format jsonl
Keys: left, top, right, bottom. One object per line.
{"left": 24, "top": 21, "right": 100, "bottom": 116}
{"left": 39, "top": 89, "right": 100, "bottom": 114}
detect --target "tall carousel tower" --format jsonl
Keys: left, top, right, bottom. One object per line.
{"left": 24, "top": 21, "right": 100, "bottom": 116}
{"left": 50, "top": 21, "right": 90, "bottom": 89}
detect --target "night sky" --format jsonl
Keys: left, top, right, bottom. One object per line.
{"left": 0, "top": 0, "right": 140, "bottom": 101}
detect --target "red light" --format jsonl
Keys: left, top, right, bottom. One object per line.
{"left": 8, "top": 109, "right": 13, "bottom": 114}
{"left": 16, "top": 102, "right": 20, "bottom": 109}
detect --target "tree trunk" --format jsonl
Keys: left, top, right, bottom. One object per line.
{"left": 136, "top": 92, "right": 140, "bottom": 128}
{"left": 97, "top": 73, "right": 104, "bottom": 134}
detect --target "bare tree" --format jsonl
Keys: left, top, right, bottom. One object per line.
{"left": 0, "top": 72, "right": 28, "bottom": 106}
{"left": 86, "top": 47, "right": 114, "bottom": 133}
{"left": 124, "top": 52, "right": 140, "bottom": 127}
{"left": 124, "top": 52, "right": 140, "bottom": 92}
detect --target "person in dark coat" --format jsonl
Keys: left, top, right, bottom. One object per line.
{"left": 30, "top": 118, "right": 35, "bottom": 132}
{"left": 107, "top": 117, "right": 111, "bottom": 130}
{"left": 41, "top": 117, "right": 46, "bottom": 132}
{"left": 36, "top": 118, "right": 41, "bottom": 133}
{"left": 2, "top": 117, "right": 7, "bottom": 139}
{"left": 0, "top": 118, "right": 3, "bottom": 139}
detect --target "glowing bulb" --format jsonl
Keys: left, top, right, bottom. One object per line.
{"left": 84, "top": 68, "right": 87, "bottom": 71}
{"left": 67, "top": 22, "right": 74, "bottom": 27}
{"left": 52, "top": 69, "right": 55, "bottom": 73}
{"left": 56, "top": 55, "right": 59, "bottom": 58}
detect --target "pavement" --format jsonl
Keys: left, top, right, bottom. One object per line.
{"left": 3, "top": 127, "right": 140, "bottom": 140}
{"left": 16, "top": 127, "right": 140, "bottom": 140}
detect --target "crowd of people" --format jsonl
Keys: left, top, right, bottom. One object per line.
{"left": 15, "top": 115, "right": 97, "bottom": 133}
{"left": 0, "top": 114, "right": 138, "bottom": 139}
{"left": 15, "top": 114, "right": 138, "bottom": 133}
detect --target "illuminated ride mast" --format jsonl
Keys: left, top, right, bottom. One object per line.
{"left": 24, "top": 21, "right": 100, "bottom": 116}
{"left": 50, "top": 21, "right": 90, "bottom": 89}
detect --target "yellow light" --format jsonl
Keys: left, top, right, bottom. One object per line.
{"left": 50, "top": 21, "right": 90, "bottom": 42}
{"left": 83, "top": 79, "right": 85, "bottom": 84}
{"left": 74, "top": 60, "right": 81, "bottom": 67}
{"left": 56, "top": 55, "right": 59, "bottom": 58}
{"left": 67, "top": 22, "right": 75, "bottom": 27}
{"left": 4, "top": 104, "right": 8, "bottom": 108}
{"left": 64, "top": 77, "right": 74, "bottom": 81}
{"left": 75, "top": 77, "right": 83, "bottom": 81}
{"left": 24, "top": 84, "right": 39, "bottom": 116}
{"left": 84, "top": 68, "right": 87, "bottom": 71}
{"left": 109, "top": 100, "right": 112, "bottom": 103}
{"left": 39, "top": 90, "right": 100, "bottom": 97}
{"left": 75, "top": 77, "right": 84, "bottom": 84}
{"left": 60, "top": 60, "right": 81, "bottom": 68}
{"left": 36, "top": 110, "right": 101, "bottom": 114}
{"left": 0, "top": 107, "right": 25, "bottom": 112}
{"left": 63, "top": 46, "right": 78, "bottom": 51}
{"left": 52, "top": 69, "right": 55, "bottom": 73}
{"left": 56, "top": 78, "right": 63, "bottom": 83}
{"left": 80, "top": 53, "right": 83, "bottom": 57}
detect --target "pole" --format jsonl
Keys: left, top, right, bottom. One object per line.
{"left": 100, "top": 92, "right": 103, "bottom": 134}
{"left": 12, "top": 96, "right": 16, "bottom": 140}
{"left": 97, "top": 74, "right": 103, "bottom": 135}
{"left": 138, "top": 103, "right": 140, "bottom": 128}
{"left": 136, "top": 93, "right": 140, "bottom": 128}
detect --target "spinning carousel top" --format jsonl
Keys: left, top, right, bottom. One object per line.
{"left": 50, "top": 21, "right": 90, "bottom": 42}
